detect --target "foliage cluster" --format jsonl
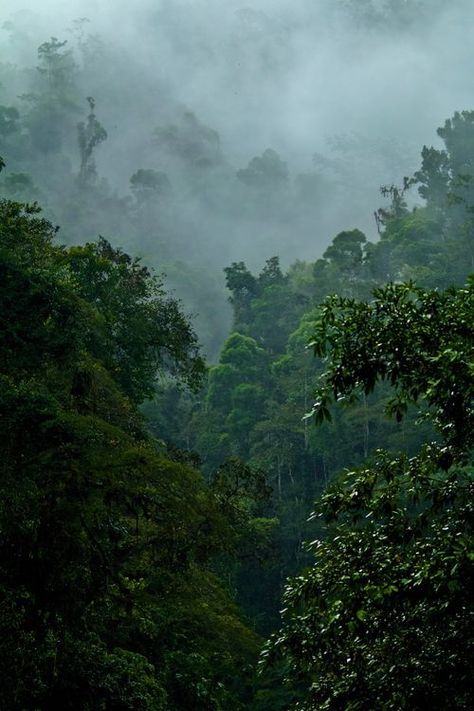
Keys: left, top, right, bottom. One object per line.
{"left": 265, "top": 282, "right": 474, "bottom": 709}
{"left": 0, "top": 195, "right": 265, "bottom": 709}
{"left": 170, "top": 112, "right": 474, "bottom": 705}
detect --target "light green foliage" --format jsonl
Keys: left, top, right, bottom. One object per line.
{"left": 205, "top": 333, "right": 269, "bottom": 457}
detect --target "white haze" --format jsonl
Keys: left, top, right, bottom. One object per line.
{"left": 3, "top": 1, "right": 473, "bottom": 166}
{"left": 1, "top": 0, "right": 474, "bottom": 353}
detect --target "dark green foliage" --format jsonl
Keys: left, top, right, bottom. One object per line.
{"left": 322, "top": 229, "right": 366, "bottom": 272}
{"left": 312, "top": 229, "right": 370, "bottom": 300}
{"left": 205, "top": 333, "right": 269, "bottom": 459}
{"left": 308, "top": 282, "right": 474, "bottom": 453}
{"left": 188, "top": 112, "right": 474, "bottom": 694}
{"left": 264, "top": 281, "right": 474, "bottom": 710}
{"left": 224, "top": 257, "right": 308, "bottom": 353}
{"left": 65, "top": 236, "right": 206, "bottom": 402}
{"left": 0, "top": 199, "right": 260, "bottom": 709}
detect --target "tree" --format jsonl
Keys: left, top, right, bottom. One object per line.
{"left": 322, "top": 229, "right": 367, "bottom": 281}
{"left": 264, "top": 281, "right": 474, "bottom": 710}
{"left": 77, "top": 97, "right": 107, "bottom": 186}
{"left": 0, "top": 198, "right": 260, "bottom": 709}
{"left": 154, "top": 111, "right": 222, "bottom": 170}
{"left": 65, "top": 236, "right": 205, "bottom": 402}
{"left": 22, "top": 37, "right": 80, "bottom": 155}
{"left": 237, "top": 149, "right": 289, "bottom": 190}
{"left": 224, "top": 262, "right": 260, "bottom": 329}
{"left": 415, "top": 111, "right": 474, "bottom": 220}
{"left": 130, "top": 169, "right": 171, "bottom": 204}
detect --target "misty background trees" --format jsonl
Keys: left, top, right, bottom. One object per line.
{"left": 2, "top": 0, "right": 473, "bottom": 358}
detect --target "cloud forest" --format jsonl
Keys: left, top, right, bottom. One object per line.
{"left": 0, "top": 1, "right": 473, "bottom": 709}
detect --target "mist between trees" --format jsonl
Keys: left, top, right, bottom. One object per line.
{"left": 0, "top": 1, "right": 473, "bottom": 709}
{"left": 2, "top": 0, "right": 474, "bottom": 356}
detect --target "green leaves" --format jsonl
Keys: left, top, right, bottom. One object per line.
{"left": 66, "top": 237, "right": 206, "bottom": 401}
{"left": 307, "top": 281, "right": 474, "bottom": 457}
{"left": 264, "top": 281, "right": 474, "bottom": 710}
{"left": 0, "top": 199, "right": 258, "bottom": 709}
{"left": 307, "top": 393, "right": 333, "bottom": 425}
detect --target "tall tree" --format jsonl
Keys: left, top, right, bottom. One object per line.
{"left": 0, "top": 198, "right": 260, "bottom": 710}
{"left": 264, "top": 281, "right": 474, "bottom": 710}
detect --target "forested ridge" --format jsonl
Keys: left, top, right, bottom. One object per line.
{"left": 1, "top": 3, "right": 474, "bottom": 709}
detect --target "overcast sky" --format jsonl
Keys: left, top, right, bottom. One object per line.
{"left": 2, "top": 0, "right": 474, "bottom": 169}
{"left": 2, "top": 0, "right": 474, "bottom": 282}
